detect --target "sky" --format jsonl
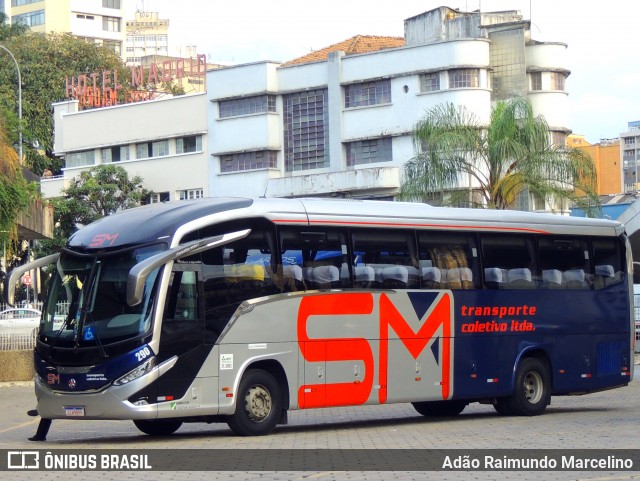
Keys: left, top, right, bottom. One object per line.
{"left": 127, "top": 0, "right": 640, "bottom": 143}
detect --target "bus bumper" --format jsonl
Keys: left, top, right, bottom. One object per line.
{"left": 34, "top": 366, "right": 164, "bottom": 421}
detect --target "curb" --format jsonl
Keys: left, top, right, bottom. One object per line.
{"left": 0, "top": 380, "right": 34, "bottom": 388}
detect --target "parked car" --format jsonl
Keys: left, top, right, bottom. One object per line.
{"left": 0, "top": 307, "right": 42, "bottom": 338}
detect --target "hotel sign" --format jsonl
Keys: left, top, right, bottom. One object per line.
{"left": 64, "top": 54, "right": 206, "bottom": 109}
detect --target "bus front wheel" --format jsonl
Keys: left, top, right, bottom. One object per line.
{"left": 227, "top": 369, "right": 282, "bottom": 436}
{"left": 496, "top": 357, "right": 550, "bottom": 416}
{"left": 133, "top": 419, "right": 183, "bottom": 436}
{"left": 412, "top": 400, "right": 467, "bottom": 416}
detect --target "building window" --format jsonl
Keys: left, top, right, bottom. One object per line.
{"left": 11, "top": 0, "right": 42, "bottom": 6}
{"left": 102, "top": 16, "right": 121, "bottom": 32}
{"left": 551, "top": 131, "right": 566, "bottom": 147}
{"left": 179, "top": 189, "right": 203, "bottom": 200}
{"left": 344, "top": 80, "right": 391, "bottom": 108}
{"left": 102, "top": 146, "right": 130, "bottom": 163}
{"left": 448, "top": 68, "right": 479, "bottom": 89}
{"left": 147, "top": 192, "right": 170, "bottom": 204}
{"left": 219, "top": 95, "right": 276, "bottom": 118}
{"left": 136, "top": 140, "right": 169, "bottom": 159}
{"left": 346, "top": 138, "right": 392, "bottom": 166}
{"left": 550, "top": 72, "right": 565, "bottom": 91}
{"left": 220, "top": 151, "right": 278, "bottom": 173}
{"left": 420, "top": 73, "right": 440, "bottom": 93}
{"left": 65, "top": 150, "right": 96, "bottom": 168}
{"left": 103, "top": 40, "right": 121, "bottom": 55}
{"left": 12, "top": 9, "right": 45, "bottom": 27}
{"left": 283, "top": 89, "right": 329, "bottom": 172}
{"left": 102, "top": 0, "right": 121, "bottom": 8}
{"left": 176, "top": 135, "right": 202, "bottom": 154}
{"left": 530, "top": 72, "right": 542, "bottom": 91}
{"left": 157, "top": 34, "right": 168, "bottom": 42}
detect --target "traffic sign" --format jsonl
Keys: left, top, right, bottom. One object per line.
{"left": 22, "top": 274, "right": 32, "bottom": 286}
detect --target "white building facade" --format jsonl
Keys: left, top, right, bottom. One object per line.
{"left": 207, "top": 7, "right": 571, "bottom": 203}
{"left": 45, "top": 93, "right": 209, "bottom": 202}
{"left": 621, "top": 120, "right": 640, "bottom": 192}
{"left": 10, "top": 0, "right": 127, "bottom": 61}
{"left": 44, "top": 7, "right": 571, "bottom": 210}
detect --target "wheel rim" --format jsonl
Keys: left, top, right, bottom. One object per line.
{"left": 244, "top": 384, "right": 272, "bottom": 423}
{"left": 522, "top": 370, "right": 544, "bottom": 404}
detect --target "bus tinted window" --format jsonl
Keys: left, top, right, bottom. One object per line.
{"left": 199, "top": 228, "right": 278, "bottom": 342}
{"left": 538, "top": 237, "right": 590, "bottom": 289}
{"left": 279, "top": 228, "right": 348, "bottom": 289}
{"left": 591, "top": 238, "right": 623, "bottom": 289}
{"left": 351, "top": 230, "right": 419, "bottom": 288}
{"left": 481, "top": 235, "right": 537, "bottom": 289}
{"left": 418, "top": 232, "right": 477, "bottom": 289}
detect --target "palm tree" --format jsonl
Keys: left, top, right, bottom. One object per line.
{"left": 400, "top": 97, "right": 600, "bottom": 215}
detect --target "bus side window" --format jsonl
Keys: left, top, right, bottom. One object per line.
{"left": 480, "top": 235, "right": 537, "bottom": 289}
{"left": 538, "top": 236, "right": 590, "bottom": 289}
{"left": 352, "top": 229, "right": 419, "bottom": 289}
{"left": 591, "top": 238, "right": 623, "bottom": 289}
{"left": 418, "top": 232, "right": 477, "bottom": 289}
{"left": 279, "top": 228, "right": 348, "bottom": 290}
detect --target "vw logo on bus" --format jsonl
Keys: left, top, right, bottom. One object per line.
{"left": 68, "top": 378, "right": 77, "bottom": 389}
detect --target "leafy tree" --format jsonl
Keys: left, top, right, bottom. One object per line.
{"left": 0, "top": 32, "right": 132, "bottom": 175}
{"left": 36, "top": 165, "right": 148, "bottom": 256}
{"left": 0, "top": 12, "right": 29, "bottom": 41}
{"left": 0, "top": 119, "right": 37, "bottom": 267}
{"left": 401, "top": 97, "right": 599, "bottom": 214}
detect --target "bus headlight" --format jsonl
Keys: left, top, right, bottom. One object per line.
{"left": 114, "top": 357, "right": 156, "bottom": 386}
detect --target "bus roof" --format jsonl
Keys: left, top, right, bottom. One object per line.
{"left": 67, "top": 197, "right": 624, "bottom": 250}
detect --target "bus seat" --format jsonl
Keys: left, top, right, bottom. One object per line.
{"left": 313, "top": 265, "right": 339, "bottom": 289}
{"left": 303, "top": 267, "right": 315, "bottom": 287}
{"left": 283, "top": 264, "right": 304, "bottom": 291}
{"left": 446, "top": 267, "right": 465, "bottom": 289}
{"left": 507, "top": 268, "right": 534, "bottom": 288}
{"left": 484, "top": 267, "right": 503, "bottom": 289}
{"left": 458, "top": 267, "right": 474, "bottom": 289}
{"left": 381, "top": 265, "right": 408, "bottom": 288}
{"left": 595, "top": 264, "right": 614, "bottom": 277}
{"left": 542, "top": 269, "right": 563, "bottom": 288}
{"left": 563, "top": 269, "right": 587, "bottom": 288}
{"left": 594, "top": 264, "right": 615, "bottom": 289}
{"left": 354, "top": 265, "right": 375, "bottom": 287}
{"left": 406, "top": 266, "right": 420, "bottom": 287}
{"left": 422, "top": 266, "right": 441, "bottom": 289}
{"left": 226, "top": 264, "right": 265, "bottom": 283}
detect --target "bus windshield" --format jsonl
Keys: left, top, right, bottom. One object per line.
{"left": 40, "top": 244, "right": 165, "bottom": 348}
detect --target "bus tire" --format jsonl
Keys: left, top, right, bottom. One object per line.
{"left": 133, "top": 419, "right": 182, "bottom": 436}
{"left": 412, "top": 400, "right": 467, "bottom": 417}
{"left": 501, "top": 357, "right": 551, "bottom": 416}
{"left": 227, "top": 369, "right": 282, "bottom": 436}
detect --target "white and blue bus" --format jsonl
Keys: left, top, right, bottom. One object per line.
{"left": 6, "top": 198, "right": 634, "bottom": 436}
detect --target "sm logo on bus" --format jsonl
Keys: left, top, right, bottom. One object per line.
{"left": 297, "top": 292, "right": 453, "bottom": 409}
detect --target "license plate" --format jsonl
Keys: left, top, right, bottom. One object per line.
{"left": 64, "top": 406, "right": 85, "bottom": 417}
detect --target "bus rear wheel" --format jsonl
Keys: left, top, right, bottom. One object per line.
{"left": 227, "top": 369, "right": 282, "bottom": 436}
{"left": 412, "top": 400, "right": 467, "bottom": 417}
{"left": 496, "top": 357, "right": 550, "bottom": 416}
{"left": 133, "top": 419, "right": 183, "bottom": 436}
